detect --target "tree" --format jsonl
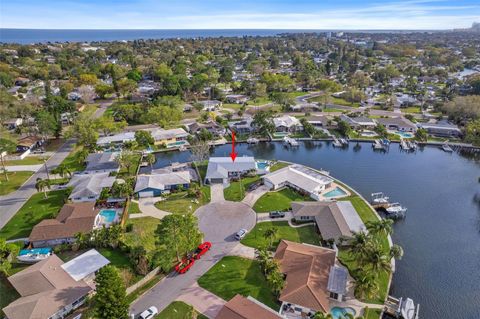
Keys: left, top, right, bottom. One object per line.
{"left": 154, "top": 214, "right": 203, "bottom": 265}
{"left": 51, "top": 163, "right": 71, "bottom": 178}
{"left": 67, "top": 114, "right": 99, "bottom": 149}
{"left": 115, "top": 150, "right": 138, "bottom": 176}
{"left": 465, "top": 119, "right": 480, "bottom": 146}
{"left": 35, "top": 110, "right": 58, "bottom": 138}
{"left": 264, "top": 227, "right": 279, "bottom": 248}
{"left": 313, "top": 312, "right": 333, "bottom": 319}
{"left": 390, "top": 244, "right": 404, "bottom": 260}
{"left": 0, "top": 238, "right": 20, "bottom": 276}
{"left": 145, "top": 153, "right": 156, "bottom": 168}
{"left": 134, "top": 130, "right": 154, "bottom": 148}
{"left": 93, "top": 265, "right": 129, "bottom": 319}
{"left": 349, "top": 231, "right": 371, "bottom": 261}
{"left": 366, "top": 219, "right": 393, "bottom": 236}
{"left": 95, "top": 83, "right": 114, "bottom": 99}
{"left": 354, "top": 270, "right": 379, "bottom": 299}
{"left": 270, "top": 92, "right": 295, "bottom": 111}
{"left": 415, "top": 128, "right": 428, "bottom": 142}
{"left": 95, "top": 116, "right": 127, "bottom": 136}
{"left": 266, "top": 266, "right": 285, "bottom": 296}
{"left": 35, "top": 177, "right": 50, "bottom": 198}
{"left": 117, "top": 78, "right": 137, "bottom": 97}
{"left": 78, "top": 73, "right": 98, "bottom": 86}
{"left": 111, "top": 180, "right": 133, "bottom": 198}
{"left": 129, "top": 246, "right": 150, "bottom": 275}
{"left": 78, "top": 85, "right": 96, "bottom": 103}
{"left": 0, "top": 138, "right": 16, "bottom": 181}
{"left": 337, "top": 120, "right": 352, "bottom": 137}
{"left": 190, "top": 139, "right": 210, "bottom": 163}
{"left": 300, "top": 118, "right": 316, "bottom": 136}
{"left": 253, "top": 110, "right": 275, "bottom": 137}
{"left": 363, "top": 243, "right": 391, "bottom": 272}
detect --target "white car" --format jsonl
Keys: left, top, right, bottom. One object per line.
{"left": 235, "top": 228, "right": 247, "bottom": 240}
{"left": 139, "top": 306, "right": 158, "bottom": 319}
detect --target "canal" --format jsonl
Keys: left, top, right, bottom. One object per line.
{"left": 148, "top": 141, "right": 480, "bottom": 319}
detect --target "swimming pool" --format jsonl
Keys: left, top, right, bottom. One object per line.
{"left": 330, "top": 307, "right": 356, "bottom": 319}
{"left": 19, "top": 248, "right": 52, "bottom": 256}
{"left": 323, "top": 187, "right": 348, "bottom": 198}
{"left": 256, "top": 161, "right": 270, "bottom": 169}
{"left": 394, "top": 131, "right": 414, "bottom": 138}
{"left": 99, "top": 209, "right": 117, "bottom": 223}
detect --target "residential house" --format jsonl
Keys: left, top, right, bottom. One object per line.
{"left": 263, "top": 165, "right": 333, "bottom": 200}
{"left": 16, "top": 136, "right": 44, "bottom": 153}
{"left": 2, "top": 250, "right": 109, "bottom": 319}
{"left": 149, "top": 128, "right": 190, "bottom": 148}
{"left": 273, "top": 115, "right": 303, "bottom": 133}
{"left": 216, "top": 295, "right": 284, "bottom": 319}
{"left": 339, "top": 115, "right": 377, "bottom": 130}
{"left": 416, "top": 121, "right": 462, "bottom": 138}
{"left": 274, "top": 240, "right": 348, "bottom": 316}
{"left": 3, "top": 118, "right": 23, "bottom": 130}
{"left": 84, "top": 152, "right": 120, "bottom": 174}
{"left": 291, "top": 201, "right": 366, "bottom": 244}
{"left": 186, "top": 121, "right": 226, "bottom": 137}
{"left": 307, "top": 115, "right": 336, "bottom": 129}
{"left": 394, "top": 93, "right": 419, "bottom": 108}
{"left": 96, "top": 131, "right": 136, "bottom": 148}
{"left": 66, "top": 172, "right": 116, "bottom": 202}
{"left": 377, "top": 117, "right": 417, "bottom": 133}
{"left": 225, "top": 94, "right": 249, "bottom": 104}
{"left": 14, "top": 77, "right": 30, "bottom": 86}
{"left": 205, "top": 156, "right": 257, "bottom": 185}
{"left": 134, "top": 171, "right": 191, "bottom": 197}
{"left": 228, "top": 117, "right": 254, "bottom": 134}
{"left": 199, "top": 100, "right": 222, "bottom": 111}
{"left": 29, "top": 202, "right": 100, "bottom": 247}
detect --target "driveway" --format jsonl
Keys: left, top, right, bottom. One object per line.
{"left": 176, "top": 282, "right": 226, "bottom": 319}
{"left": 257, "top": 211, "right": 293, "bottom": 223}
{"left": 130, "top": 198, "right": 170, "bottom": 220}
{"left": 241, "top": 185, "right": 269, "bottom": 207}
{"left": 209, "top": 184, "right": 224, "bottom": 203}
{"left": 130, "top": 201, "right": 256, "bottom": 317}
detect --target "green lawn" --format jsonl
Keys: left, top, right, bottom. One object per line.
{"left": 60, "top": 146, "right": 87, "bottom": 172}
{"left": 0, "top": 171, "right": 33, "bottom": 195}
{"left": 322, "top": 108, "right": 345, "bottom": 113}
{"left": 247, "top": 97, "right": 271, "bottom": 106}
{"left": 222, "top": 103, "right": 244, "bottom": 110}
{"left": 198, "top": 256, "right": 280, "bottom": 311}
{"left": 253, "top": 188, "right": 313, "bottom": 213}
{"left": 128, "top": 201, "right": 141, "bottom": 214}
{"left": 5, "top": 157, "right": 47, "bottom": 165}
{"left": 155, "top": 186, "right": 210, "bottom": 214}
{"left": 241, "top": 221, "right": 320, "bottom": 250}
{"left": 401, "top": 106, "right": 422, "bottom": 114}
{"left": 269, "top": 162, "right": 289, "bottom": 172}
{"left": 363, "top": 307, "right": 383, "bottom": 319}
{"left": 0, "top": 189, "right": 70, "bottom": 240}
{"left": 123, "top": 217, "right": 160, "bottom": 253}
{"left": 156, "top": 301, "right": 206, "bottom": 319}
{"left": 224, "top": 176, "right": 260, "bottom": 201}
{"left": 118, "top": 153, "right": 141, "bottom": 177}
{"left": 193, "top": 161, "right": 208, "bottom": 181}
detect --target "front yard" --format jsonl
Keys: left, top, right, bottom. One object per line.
{"left": 0, "top": 189, "right": 70, "bottom": 240}
{"left": 253, "top": 188, "right": 313, "bottom": 212}
{"left": 154, "top": 186, "right": 210, "bottom": 214}
{"left": 223, "top": 176, "right": 260, "bottom": 201}
{"left": 198, "top": 256, "right": 280, "bottom": 311}
{"left": 241, "top": 221, "right": 320, "bottom": 250}
{"left": 156, "top": 301, "right": 207, "bottom": 319}
{"left": 0, "top": 171, "right": 33, "bottom": 195}
{"left": 123, "top": 217, "right": 160, "bottom": 253}
{"left": 60, "top": 145, "right": 87, "bottom": 173}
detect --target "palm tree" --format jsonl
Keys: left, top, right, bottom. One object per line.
{"left": 313, "top": 312, "right": 333, "bottom": 319}
{"left": 52, "top": 163, "right": 71, "bottom": 179}
{"left": 35, "top": 178, "right": 50, "bottom": 198}
{"left": 389, "top": 244, "right": 404, "bottom": 260}
{"left": 266, "top": 269, "right": 285, "bottom": 296}
{"left": 354, "top": 270, "right": 379, "bottom": 300}
{"left": 145, "top": 153, "right": 156, "bottom": 168}
{"left": 77, "top": 148, "right": 89, "bottom": 165}
{"left": 364, "top": 243, "right": 391, "bottom": 273}
{"left": 366, "top": 219, "right": 393, "bottom": 236}
{"left": 264, "top": 227, "right": 279, "bottom": 248}
{"left": 349, "top": 231, "right": 372, "bottom": 261}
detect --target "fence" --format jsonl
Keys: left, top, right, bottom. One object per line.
{"left": 126, "top": 266, "right": 161, "bottom": 295}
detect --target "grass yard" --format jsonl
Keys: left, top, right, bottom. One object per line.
{"left": 322, "top": 107, "right": 345, "bottom": 113}
{"left": 253, "top": 188, "right": 313, "bottom": 213}
{"left": 222, "top": 103, "right": 244, "bottom": 110}
{"left": 198, "top": 256, "right": 280, "bottom": 311}
{"left": 401, "top": 106, "right": 422, "bottom": 114}
{"left": 123, "top": 217, "right": 160, "bottom": 253}
{"left": 269, "top": 161, "right": 289, "bottom": 172}
{"left": 363, "top": 307, "right": 383, "bottom": 319}
{"left": 193, "top": 161, "right": 208, "bottom": 181}
{"left": 60, "top": 145, "right": 87, "bottom": 173}
{"left": 5, "top": 156, "right": 47, "bottom": 165}
{"left": 44, "top": 138, "right": 65, "bottom": 152}
{"left": 155, "top": 186, "right": 210, "bottom": 214}
{"left": 247, "top": 97, "right": 271, "bottom": 106}
{"left": 241, "top": 221, "right": 320, "bottom": 250}
{"left": 0, "top": 171, "right": 33, "bottom": 195}
{"left": 128, "top": 201, "right": 141, "bottom": 214}
{"left": 118, "top": 153, "right": 141, "bottom": 177}
{"left": 224, "top": 176, "right": 260, "bottom": 201}
{"left": 156, "top": 301, "right": 206, "bottom": 319}
{"left": 0, "top": 189, "right": 70, "bottom": 240}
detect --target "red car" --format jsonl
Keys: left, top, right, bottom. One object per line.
{"left": 175, "top": 257, "right": 195, "bottom": 274}
{"left": 194, "top": 242, "right": 212, "bottom": 260}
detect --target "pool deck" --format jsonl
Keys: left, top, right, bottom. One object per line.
{"left": 318, "top": 182, "right": 351, "bottom": 200}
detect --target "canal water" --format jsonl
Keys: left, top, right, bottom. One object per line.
{"left": 149, "top": 141, "right": 480, "bottom": 319}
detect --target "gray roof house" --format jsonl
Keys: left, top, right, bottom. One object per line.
{"left": 96, "top": 131, "right": 135, "bottom": 147}
{"left": 416, "top": 121, "right": 462, "bottom": 137}
{"left": 205, "top": 157, "right": 257, "bottom": 186}
{"left": 339, "top": 114, "right": 377, "bottom": 129}
{"left": 84, "top": 152, "right": 120, "bottom": 174}
{"left": 377, "top": 117, "right": 417, "bottom": 132}
{"left": 228, "top": 117, "right": 254, "bottom": 134}
{"left": 66, "top": 172, "right": 116, "bottom": 202}
{"left": 273, "top": 115, "right": 303, "bottom": 132}
{"left": 135, "top": 171, "right": 191, "bottom": 197}
{"left": 291, "top": 201, "right": 366, "bottom": 243}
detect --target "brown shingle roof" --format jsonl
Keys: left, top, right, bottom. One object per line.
{"left": 3, "top": 255, "right": 92, "bottom": 319}
{"left": 216, "top": 295, "right": 283, "bottom": 319}
{"left": 29, "top": 202, "right": 99, "bottom": 243}
{"left": 274, "top": 240, "right": 336, "bottom": 313}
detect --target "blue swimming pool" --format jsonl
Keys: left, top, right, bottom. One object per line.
{"left": 330, "top": 307, "right": 356, "bottom": 319}
{"left": 323, "top": 187, "right": 348, "bottom": 198}
{"left": 99, "top": 209, "right": 117, "bottom": 223}
{"left": 394, "top": 131, "right": 414, "bottom": 138}
{"left": 19, "top": 248, "right": 52, "bottom": 256}
{"left": 256, "top": 161, "right": 270, "bottom": 169}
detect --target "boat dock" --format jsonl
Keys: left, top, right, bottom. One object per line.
{"left": 383, "top": 296, "right": 420, "bottom": 319}
{"left": 400, "top": 139, "right": 417, "bottom": 152}
{"left": 371, "top": 193, "right": 407, "bottom": 219}
{"left": 283, "top": 136, "right": 299, "bottom": 147}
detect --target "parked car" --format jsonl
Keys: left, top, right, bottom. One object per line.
{"left": 175, "top": 257, "right": 195, "bottom": 274}
{"left": 235, "top": 229, "right": 247, "bottom": 240}
{"left": 247, "top": 181, "right": 262, "bottom": 192}
{"left": 139, "top": 306, "right": 159, "bottom": 319}
{"left": 269, "top": 211, "right": 286, "bottom": 219}
{"left": 194, "top": 242, "right": 212, "bottom": 260}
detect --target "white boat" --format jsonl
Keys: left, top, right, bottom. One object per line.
{"left": 332, "top": 138, "right": 343, "bottom": 148}
{"left": 442, "top": 143, "right": 453, "bottom": 152}
{"left": 17, "top": 248, "right": 52, "bottom": 264}
{"left": 371, "top": 192, "right": 389, "bottom": 204}
{"left": 372, "top": 139, "right": 386, "bottom": 150}
{"left": 339, "top": 138, "right": 348, "bottom": 145}
{"left": 386, "top": 203, "right": 407, "bottom": 216}
{"left": 247, "top": 137, "right": 259, "bottom": 144}
{"left": 283, "top": 136, "right": 299, "bottom": 147}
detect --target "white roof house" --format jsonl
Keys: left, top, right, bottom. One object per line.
{"left": 205, "top": 157, "right": 257, "bottom": 185}
{"left": 263, "top": 165, "right": 333, "bottom": 200}
{"left": 148, "top": 128, "right": 189, "bottom": 143}
{"left": 61, "top": 249, "right": 110, "bottom": 281}
{"left": 273, "top": 115, "right": 303, "bottom": 132}
{"left": 339, "top": 114, "right": 377, "bottom": 129}
{"left": 135, "top": 171, "right": 191, "bottom": 197}
{"left": 96, "top": 131, "right": 136, "bottom": 147}
{"left": 66, "top": 172, "right": 116, "bottom": 202}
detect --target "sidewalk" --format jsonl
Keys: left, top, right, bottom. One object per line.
{"left": 4, "top": 164, "right": 42, "bottom": 172}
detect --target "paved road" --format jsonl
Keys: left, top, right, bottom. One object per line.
{"left": 130, "top": 201, "right": 256, "bottom": 317}
{"left": 0, "top": 139, "right": 76, "bottom": 229}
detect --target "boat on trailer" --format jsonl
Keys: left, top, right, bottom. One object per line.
{"left": 17, "top": 248, "right": 52, "bottom": 264}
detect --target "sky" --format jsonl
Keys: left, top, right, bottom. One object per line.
{"left": 1, "top": 0, "right": 479, "bottom": 30}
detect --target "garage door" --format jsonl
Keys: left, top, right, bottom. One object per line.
{"left": 210, "top": 178, "right": 224, "bottom": 184}
{"left": 139, "top": 191, "right": 154, "bottom": 198}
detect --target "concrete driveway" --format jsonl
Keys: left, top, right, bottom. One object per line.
{"left": 130, "top": 198, "right": 170, "bottom": 220}
{"left": 177, "top": 282, "right": 226, "bottom": 319}
{"left": 241, "top": 185, "right": 269, "bottom": 207}
{"left": 209, "top": 184, "right": 224, "bottom": 203}
{"left": 257, "top": 211, "right": 293, "bottom": 223}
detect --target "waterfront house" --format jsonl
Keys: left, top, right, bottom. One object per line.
{"left": 66, "top": 172, "right": 116, "bottom": 202}
{"left": 262, "top": 165, "right": 333, "bottom": 200}
{"left": 377, "top": 117, "right": 417, "bottom": 133}
{"left": 148, "top": 127, "right": 189, "bottom": 148}
{"left": 186, "top": 120, "right": 227, "bottom": 137}
{"left": 225, "top": 94, "right": 249, "bottom": 104}
{"left": 274, "top": 240, "right": 348, "bottom": 316}
{"left": 273, "top": 115, "right": 303, "bottom": 133}
{"left": 339, "top": 115, "right": 377, "bottom": 130}
{"left": 307, "top": 115, "right": 336, "bottom": 129}
{"left": 29, "top": 202, "right": 100, "bottom": 247}
{"left": 2, "top": 250, "right": 109, "bottom": 319}
{"left": 134, "top": 171, "right": 191, "bottom": 197}
{"left": 216, "top": 295, "right": 283, "bottom": 319}
{"left": 416, "top": 121, "right": 462, "bottom": 138}
{"left": 199, "top": 100, "right": 222, "bottom": 111}
{"left": 291, "top": 201, "right": 366, "bottom": 244}
{"left": 228, "top": 117, "right": 254, "bottom": 134}
{"left": 205, "top": 156, "right": 257, "bottom": 185}
{"left": 96, "top": 131, "right": 136, "bottom": 148}
{"left": 84, "top": 152, "right": 120, "bottom": 174}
